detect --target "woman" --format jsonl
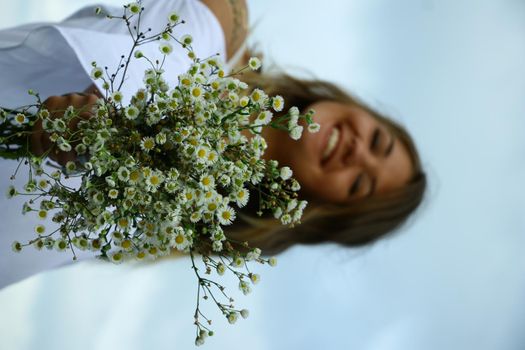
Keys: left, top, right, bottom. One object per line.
{"left": 1, "top": 0, "right": 425, "bottom": 287}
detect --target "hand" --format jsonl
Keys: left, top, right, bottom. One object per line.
{"left": 31, "top": 93, "right": 100, "bottom": 166}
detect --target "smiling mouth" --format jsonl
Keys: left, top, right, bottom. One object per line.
{"left": 322, "top": 125, "right": 341, "bottom": 162}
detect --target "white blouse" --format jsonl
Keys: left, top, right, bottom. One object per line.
{"left": 0, "top": 0, "right": 228, "bottom": 289}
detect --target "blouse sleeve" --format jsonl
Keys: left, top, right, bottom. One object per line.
{"left": 0, "top": 0, "right": 226, "bottom": 109}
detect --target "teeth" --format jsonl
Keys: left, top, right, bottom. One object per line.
{"left": 322, "top": 127, "right": 340, "bottom": 161}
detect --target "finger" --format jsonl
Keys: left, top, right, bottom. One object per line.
{"left": 61, "top": 92, "right": 88, "bottom": 97}
{"left": 30, "top": 118, "right": 45, "bottom": 156}
{"left": 68, "top": 94, "right": 99, "bottom": 130}
{"left": 57, "top": 150, "right": 78, "bottom": 166}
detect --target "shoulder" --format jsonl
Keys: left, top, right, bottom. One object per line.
{"left": 199, "top": 0, "right": 248, "bottom": 61}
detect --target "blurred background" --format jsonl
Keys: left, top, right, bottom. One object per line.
{"left": 1, "top": 0, "right": 525, "bottom": 349}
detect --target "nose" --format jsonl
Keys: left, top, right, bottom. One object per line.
{"left": 342, "top": 135, "right": 378, "bottom": 170}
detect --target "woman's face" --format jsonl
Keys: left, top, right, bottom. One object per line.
{"left": 261, "top": 101, "right": 414, "bottom": 204}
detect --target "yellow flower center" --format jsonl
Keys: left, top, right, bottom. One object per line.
{"left": 121, "top": 240, "right": 132, "bottom": 249}
{"left": 144, "top": 139, "right": 154, "bottom": 149}
{"left": 192, "top": 88, "right": 201, "bottom": 97}
{"left": 118, "top": 218, "right": 129, "bottom": 228}
{"left": 129, "top": 170, "right": 140, "bottom": 182}
{"left": 150, "top": 175, "right": 160, "bottom": 186}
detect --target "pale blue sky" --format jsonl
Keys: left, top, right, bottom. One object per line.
{"left": 1, "top": 1, "right": 524, "bottom": 349}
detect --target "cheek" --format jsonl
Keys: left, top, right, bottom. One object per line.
{"left": 294, "top": 169, "right": 349, "bottom": 203}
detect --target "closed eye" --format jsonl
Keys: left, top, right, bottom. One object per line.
{"left": 349, "top": 173, "right": 363, "bottom": 196}
{"left": 370, "top": 127, "right": 380, "bottom": 151}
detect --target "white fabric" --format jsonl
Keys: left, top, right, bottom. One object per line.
{"left": 0, "top": 0, "right": 226, "bottom": 109}
{"left": 0, "top": 0, "right": 226, "bottom": 289}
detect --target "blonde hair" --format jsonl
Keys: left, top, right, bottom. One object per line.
{"left": 222, "top": 71, "right": 427, "bottom": 255}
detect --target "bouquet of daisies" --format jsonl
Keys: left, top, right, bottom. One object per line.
{"left": 0, "top": 1, "right": 318, "bottom": 346}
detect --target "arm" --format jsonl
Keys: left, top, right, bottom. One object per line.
{"left": 200, "top": 0, "right": 249, "bottom": 61}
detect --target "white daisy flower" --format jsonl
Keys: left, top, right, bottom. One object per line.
{"left": 34, "top": 224, "right": 45, "bottom": 235}
{"left": 125, "top": 105, "right": 139, "bottom": 120}
{"left": 280, "top": 166, "right": 293, "bottom": 180}
{"left": 181, "top": 34, "right": 193, "bottom": 46}
{"left": 250, "top": 273, "right": 260, "bottom": 284}
{"left": 206, "top": 200, "right": 219, "bottom": 213}
{"left": 281, "top": 213, "right": 292, "bottom": 225}
{"left": 212, "top": 240, "right": 223, "bottom": 252}
{"left": 248, "top": 57, "right": 262, "bottom": 70}
{"left": 216, "top": 263, "right": 226, "bottom": 275}
{"left": 218, "top": 206, "right": 236, "bottom": 225}
{"left": 246, "top": 248, "right": 261, "bottom": 261}
{"left": 159, "top": 42, "right": 173, "bottom": 55}
{"left": 308, "top": 122, "right": 321, "bottom": 133}
{"left": 105, "top": 176, "right": 116, "bottom": 187}
{"left": 240, "top": 309, "right": 249, "bottom": 319}
{"left": 232, "top": 256, "right": 244, "bottom": 268}
{"left": 91, "top": 67, "right": 104, "bottom": 80}
{"left": 6, "top": 185, "right": 17, "bottom": 198}
{"left": 239, "top": 96, "right": 250, "bottom": 107}
{"left": 268, "top": 256, "right": 278, "bottom": 266}
{"left": 272, "top": 95, "right": 285, "bottom": 112}
{"left": 190, "top": 212, "right": 202, "bottom": 223}
{"left": 288, "top": 114, "right": 299, "bottom": 129}
{"left": 234, "top": 188, "right": 249, "bottom": 207}
{"left": 57, "top": 140, "right": 72, "bottom": 152}
{"left": 54, "top": 238, "right": 68, "bottom": 252}
{"left": 128, "top": 2, "right": 140, "bottom": 14}
{"left": 140, "top": 137, "right": 155, "bottom": 152}
{"left": 128, "top": 169, "right": 141, "bottom": 184}
{"left": 227, "top": 312, "right": 238, "bottom": 324}
{"left": 290, "top": 125, "right": 304, "bottom": 140}
{"left": 146, "top": 171, "right": 163, "bottom": 190}
{"left": 291, "top": 179, "right": 301, "bottom": 191}
{"left": 75, "top": 143, "right": 87, "bottom": 155}
{"left": 289, "top": 106, "right": 300, "bottom": 117}
{"left": 53, "top": 118, "right": 67, "bottom": 132}
{"left": 92, "top": 191, "right": 104, "bottom": 204}
{"left": 110, "top": 251, "right": 124, "bottom": 264}
{"left": 287, "top": 199, "right": 298, "bottom": 212}
{"left": 168, "top": 11, "right": 179, "bottom": 24}
{"left": 12, "top": 241, "right": 23, "bottom": 252}
{"left": 194, "top": 145, "right": 209, "bottom": 163}
{"left": 111, "top": 91, "right": 123, "bottom": 104}
{"left": 117, "top": 167, "right": 130, "bottom": 182}
{"left": 155, "top": 132, "right": 167, "bottom": 145}
{"left": 207, "top": 151, "right": 218, "bottom": 164}
{"left": 255, "top": 111, "right": 273, "bottom": 125}
{"left": 199, "top": 174, "right": 215, "bottom": 190}
{"left": 120, "top": 239, "right": 133, "bottom": 251}
{"left": 117, "top": 217, "right": 130, "bottom": 230}
{"left": 172, "top": 229, "right": 191, "bottom": 250}
{"left": 250, "top": 89, "right": 267, "bottom": 106}
{"left": 108, "top": 189, "right": 119, "bottom": 199}
{"left": 191, "top": 86, "right": 202, "bottom": 98}
{"left": 239, "top": 280, "right": 251, "bottom": 295}
{"left": 65, "top": 161, "right": 76, "bottom": 174}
